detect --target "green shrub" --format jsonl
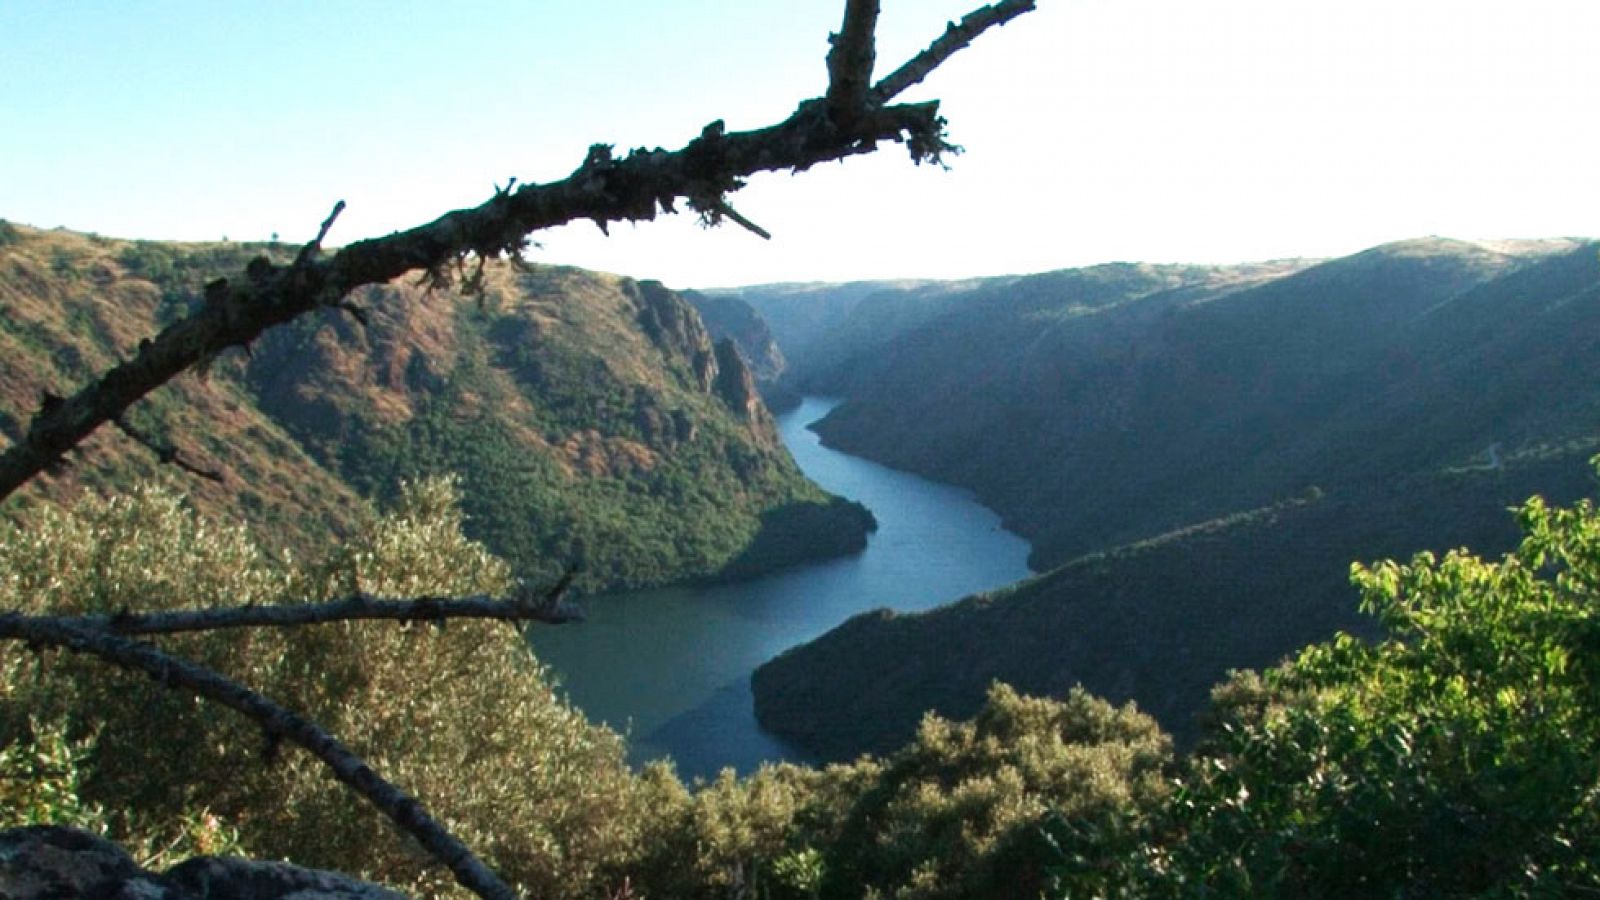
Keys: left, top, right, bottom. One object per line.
{"left": 0, "top": 714, "right": 104, "bottom": 830}
{"left": 0, "top": 479, "right": 666, "bottom": 897}
{"left": 0, "top": 672, "right": 244, "bottom": 869}
{"left": 22, "top": 466, "right": 1596, "bottom": 899}
{"left": 1148, "top": 486, "right": 1600, "bottom": 897}
{"left": 622, "top": 685, "right": 1174, "bottom": 900}
{"left": 815, "top": 684, "right": 1171, "bottom": 900}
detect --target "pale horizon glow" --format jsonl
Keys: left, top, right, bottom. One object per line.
{"left": 3, "top": 1, "right": 1597, "bottom": 289}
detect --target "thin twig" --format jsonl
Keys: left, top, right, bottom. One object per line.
{"left": 713, "top": 202, "right": 773, "bottom": 241}
{"left": 0, "top": 614, "right": 522, "bottom": 900}
{"left": 111, "top": 416, "right": 225, "bottom": 484}
{"left": 296, "top": 200, "right": 347, "bottom": 268}
{"left": 872, "top": 0, "right": 1036, "bottom": 104}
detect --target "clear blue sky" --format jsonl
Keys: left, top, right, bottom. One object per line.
{"left": 4, "top": 1, "right": 1598, "bottom": 287}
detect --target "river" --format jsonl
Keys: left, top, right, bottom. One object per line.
{"left": 527, "top": 397, "right": 1033, "bottom": 780}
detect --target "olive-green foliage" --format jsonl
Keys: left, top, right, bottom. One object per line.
{"left": 0, "top": 479, "right": 665, "bottom": 898}
{"left": 820, "top": 684, "right": 1171, "bottom": 900}
{"left": 7, "top": 479, "right": 1148, "bottom": 900}
{"left": 0, "top": 714, "right": 244, "bottom": 870}
{"left": 640, "top": 687, "right": 1169, "bottom": 900}
{"left": 727, "top": 696, "right": 1174, "bottom": 900}
{"left": 635, "top": 762, "right": 845, "bottom": 899}
{"left": 337, "top": 364, "right": 782, "bottom": 593}
{"left": 0, "top": 714, "right": 100, "bottom": 830}
{"left": 625, "top": 686, "right": 1173, "bottom": 900}
{"left": 25, "top": 471, "right": 1599, "bottom": 899}
{"left": 1143, "top": 487, "right": 1600, "bottom": 898}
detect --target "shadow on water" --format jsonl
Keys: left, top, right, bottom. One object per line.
{"left": 528, "top": 397, "right": 1032, "bottom": 780}
{"left": 643, "top": 680, "right": 817, "bottom": 777}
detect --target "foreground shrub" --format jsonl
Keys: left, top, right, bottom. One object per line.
{"left": 0, "top": 479, "right": 664, "bottom": 897}
{"left": 1148, "top": 489, "right": 1600, "bottom": 897}
{"left": 816, "top": 683, "right": 1172, "bottom": 900}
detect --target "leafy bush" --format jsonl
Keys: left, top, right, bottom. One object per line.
{"left": 635, "top": 762, "right": 834, "bottom": 898}
{"left": 617, "top": 684, "right": 1175, "bottom": 900}
{"left": 817, "top": 684, "right": 1171, "bottom": 900}
{"left": 1142, "top": 487, "right": 1600, "bottom": 897}
{"left": 0, "top": 479, "right": 665, "bottom": 897}
{"left": 0, "top": 714, "right": 104, "bottom": 830}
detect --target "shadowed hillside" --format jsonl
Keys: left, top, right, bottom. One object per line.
{"left": 748, "top": 236, "right": 1600, "bottom": 759}
{"left": 755, "top": 450, "right": 1599, "bottom": 759}
{"left": 803, "top": 238, "right": 1595, "bottom": 568}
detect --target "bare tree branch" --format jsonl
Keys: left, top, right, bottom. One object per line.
{"left": 0, "top": 614, "right": 522, "bottom": 900}
{"left": 871, "top": 0, "right": 1037, "bottom": 104}
{"left": 0, "top": 0, "right": 1036, "bottom": 502}
{"left": 711, "top": 201, "right": 773, "bottom": 241}
{"left": 0, "top": 4, "right": 1040, "bottom": 895}
{"left": 298, "top": 200, "right": 347, "bottom": 266}
{"left": 51, "top": 582, "right": 581, "bottom": 639}
{"left": 111, "top": 415, "right": 225, "bottom": 484}
{"left": 827, "top": 0, "right": 880, "bottom": 127}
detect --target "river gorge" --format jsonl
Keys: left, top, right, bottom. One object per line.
{"left": 528, "top": 397, "right": 1033, "bottom": 779}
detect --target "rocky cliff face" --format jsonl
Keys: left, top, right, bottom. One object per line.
{"left": 685, "top": 288, "right": 798, "bottom": 410}
{"left": 633, "top": 283, "right": 771, "bottom": 432}
{"left": 239, "top": 262, "right": 856, "bottom": 590}
{"left": 684, "top": 290, "right": 786, "bottom": 384}
{"left": 634, "top": 279, "right": 718, "bottom": 393}
{"left": 712, "top": 338, "right": 767, "bottom": 428}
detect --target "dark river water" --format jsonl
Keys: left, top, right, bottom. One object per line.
{"left": 527, "top": 397, "right": 1032, "bottom": 780}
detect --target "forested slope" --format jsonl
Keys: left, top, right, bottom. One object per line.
{"left": 755, "top": 449, "right": 1597, "bottom": 758}
{"left": 805, "top": 238, "right": 1596, "bottom": 568}
{"left": 750, "top": 236, "right": 1600, "bottom": 758}
{"left": 0, "top": 223, "right": 870, "bottom": 592}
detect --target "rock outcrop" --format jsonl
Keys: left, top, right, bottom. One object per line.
{"left": 633, "top": 279, "right": 717, "bottom": 392}
{"left": 0, "top": 826, "right": 406, "bottom": 899}
{"left": 682, "top": 290, "right": 786, "bottom": 384}
{"left": 712, "top": 339, "right": 764, "bottom": 426}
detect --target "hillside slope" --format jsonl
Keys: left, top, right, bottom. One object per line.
{"left": 683, "top": 289, "right": 800, "bottom": 411}
{"left": 806, "top": 239, "right": 1597, "bottom": 568}
{"left": 748, "top": 236, "right": 1600, "bottom": 759}
{"left": 0, "top": 223, "right": 871, "bottom": 591}
{"left": 0, "top": 224, "right": 366, "bottom": 550}
{"left": 754, "top": 450, "right": 1598, "bottom": 759}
